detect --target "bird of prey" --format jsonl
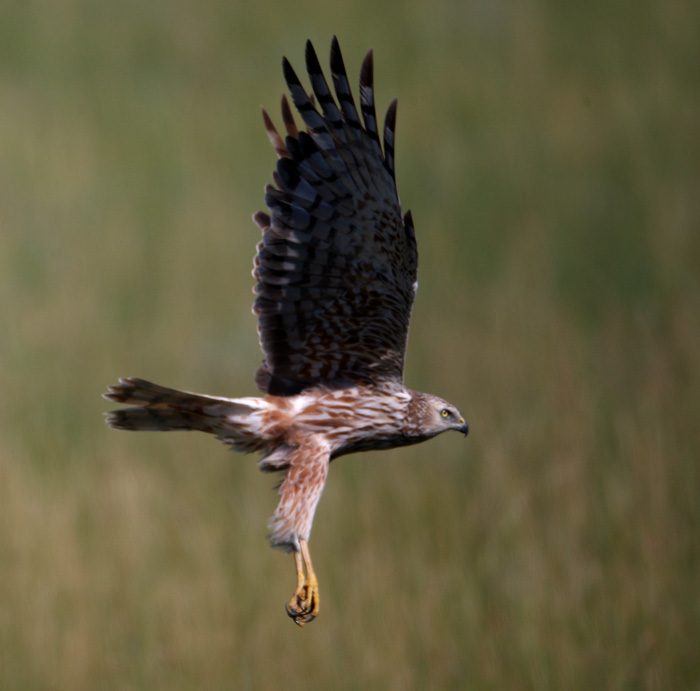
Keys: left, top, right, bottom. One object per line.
{"left": 104, "top": 37, "right": 468, "bottom": 627}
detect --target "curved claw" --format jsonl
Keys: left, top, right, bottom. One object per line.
{"left": 286, "top": 579, "right": 319, "bottom": 626}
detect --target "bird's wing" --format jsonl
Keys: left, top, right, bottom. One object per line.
{"left": 252, "top": 37, "right": 418, "bottom": 396}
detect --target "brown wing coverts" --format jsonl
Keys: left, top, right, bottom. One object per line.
{"left": 253, "top": 37, "right": 418, "bottom": 396}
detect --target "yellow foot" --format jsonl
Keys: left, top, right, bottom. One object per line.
{"left": 286, "top": 578, "right": 319, "bottom": 626}
{"left": 286, "top": 538, "right": 320, "bottom": 627}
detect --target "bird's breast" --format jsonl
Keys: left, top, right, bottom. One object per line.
{"left": 286, "top": 386, "right": 412, "bottom": 457}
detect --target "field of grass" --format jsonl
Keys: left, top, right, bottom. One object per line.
{"left": 1, "top": 0, "right": 699, "bottom": 688}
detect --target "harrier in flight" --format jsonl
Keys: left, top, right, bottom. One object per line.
{"left": 104, "top": 37, "right": 468, "bottom": 626}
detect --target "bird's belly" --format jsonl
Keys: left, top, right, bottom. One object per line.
{"left": 294, "top": 412, "right": 410, "bottom": 458}
{"left": 286, "top": 387, "right": 413, "bottom": 458}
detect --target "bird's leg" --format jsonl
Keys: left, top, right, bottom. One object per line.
{"left": 285, "top": 538, "right": 320, "bottom": 626}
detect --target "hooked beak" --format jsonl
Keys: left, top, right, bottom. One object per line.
{"left": 459, "top": 418, "right": 469, "bottom": 437}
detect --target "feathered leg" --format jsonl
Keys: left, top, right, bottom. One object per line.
{"left": 267, "top": 436, "right": 330, "bottom": 627}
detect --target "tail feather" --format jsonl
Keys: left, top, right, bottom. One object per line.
{"left": 103, "top": 378, "right": 262, "bottom": 441}
{"left": 105, "top": 406, "right": 211, "bottom": 432}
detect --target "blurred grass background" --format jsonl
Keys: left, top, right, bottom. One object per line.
{"left": 1, "top": 0, "right": 699, "bottom": 687}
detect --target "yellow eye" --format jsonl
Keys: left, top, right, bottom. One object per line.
{"left": 441, "top": 409, "right": 450, "bottom": 418}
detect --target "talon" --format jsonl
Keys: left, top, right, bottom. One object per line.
{"left": 286, "top": 581, "right": 319, "bottom": 626}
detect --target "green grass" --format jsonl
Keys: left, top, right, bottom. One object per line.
{"left": 1, "top": 0, "right": 699, "bottom": 688}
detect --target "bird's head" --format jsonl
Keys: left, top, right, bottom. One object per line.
{"left": 408, "top": 392, "right": 469, "bottom": 439}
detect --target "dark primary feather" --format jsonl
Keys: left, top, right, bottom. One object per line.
{"left": 253, "top": 37, "right": 418, "bottom": 396}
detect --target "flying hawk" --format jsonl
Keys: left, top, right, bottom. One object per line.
{"left": 104, "top": 37, "right": 468, "bottom": 627}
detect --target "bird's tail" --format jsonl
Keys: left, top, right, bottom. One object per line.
{"left": 103, "top": 378, "right": 265, "bottom": 451}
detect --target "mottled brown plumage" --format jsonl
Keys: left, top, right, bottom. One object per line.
{"left": 104, "top": 37, "right": 468, "bottom": 627}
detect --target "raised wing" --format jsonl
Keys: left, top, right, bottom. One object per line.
{"left": 253, "top": 37, "right": 418, "bottom": 396}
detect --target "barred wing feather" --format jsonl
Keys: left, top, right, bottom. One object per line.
{"left": 253, "top": 37, "right": 418, "bottom": 396}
